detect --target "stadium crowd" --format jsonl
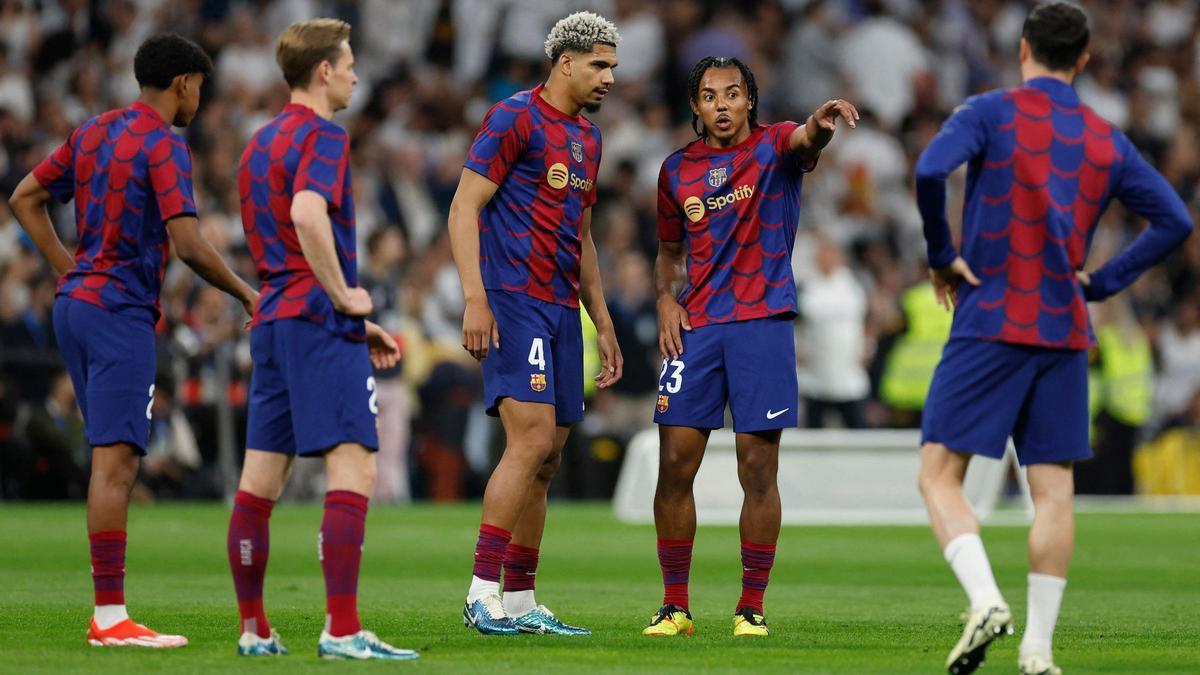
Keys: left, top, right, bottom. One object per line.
{"left": 1, "top": 0, "right": 1197, "bottom": 502}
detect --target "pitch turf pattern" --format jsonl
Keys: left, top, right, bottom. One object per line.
{"left": 1, "top": 504, "right": 1195, "bottom": 673}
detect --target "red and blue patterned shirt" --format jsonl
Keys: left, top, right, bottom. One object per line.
{"left": 916, "top": 77, "right": 1192, "bottom": 350}
{"left": 464, "top": 84, "right": 601, "bottom": 308}
{"left": 657, "top": 122, "right": 814, "bottom": 328}
{"left": 33, "top": 101, "right": 197, "bottom": 321}
{"left": 238, "top": 103, "right": 363, "bottom": 340}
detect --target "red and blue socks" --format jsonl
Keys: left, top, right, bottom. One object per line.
{"left": 502, "top": 543, "right": 539, "bottom": 616}
{"left": 657, "top": 538, "right": 693, "bottom": 610}
{"left": 90, "top": 530, "right": 129, "bottom": 628}
{"left": 738, "top": 540, "right": 776, "bottom": 614}
{"left": 468, "top": 524, "right": 512, "bottom": 601}
{"left": 227, "top": 490, "right": 274, "bottom": 638}
{"left": 320, "top": 490, "right": 369, "bottom": 637}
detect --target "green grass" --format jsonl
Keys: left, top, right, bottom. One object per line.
{"left": 0, "top": 502, "right": 1195, "bottom": 673}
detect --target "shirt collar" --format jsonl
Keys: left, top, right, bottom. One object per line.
{"left": 129, "top": 100, "right": 169, "bottom": 126}
{"left": 1023, "top": 77, "right": 1079, "bottom": 104}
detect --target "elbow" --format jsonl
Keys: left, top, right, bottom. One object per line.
{"left": 173, "top": 240, "right": 201, "bottom": 266}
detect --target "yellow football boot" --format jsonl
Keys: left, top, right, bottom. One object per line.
{"left": 643, "top": 604, "right": 694, "bottom": 637}
{"left": 732, "top": 608, "right": 769, "bottom": 637}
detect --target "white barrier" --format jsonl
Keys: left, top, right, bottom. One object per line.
{"left": 612, "top": 429, "right": 1031, "bottom": 525}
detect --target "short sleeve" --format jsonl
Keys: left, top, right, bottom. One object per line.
{"left": 32, "top": 130, "right": 78, "bottom": 203}
{"left": 657, "top": 162, "right": 684, "bottom": 242}
{"left": 148, "top": 135, "right": 198, "bottom": 221}
{"left": 768, "top": 121, "right": 816, "bottom": 173}
{"left": 293, "top": 127, "right": 350, "bottom": 211}
{"left": 464, "top": 102, "right": 529, "bottom": 186}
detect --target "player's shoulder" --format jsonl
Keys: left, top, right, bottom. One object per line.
{"left": 949, "top": 88, "right": 1008, "bottom": 119}
{"left": 485, "top": 88, "right": 537, "bottom": 126}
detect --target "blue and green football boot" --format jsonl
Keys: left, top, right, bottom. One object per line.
{"left": 511, "top": 605, "right": 591, "bottom": 635}
{"left": 463, "top": 594, "right": 519, "bottom": 635}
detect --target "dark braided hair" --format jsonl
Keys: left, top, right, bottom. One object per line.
{"left": 687, "top": 56, "right": 758, "bottom": 138}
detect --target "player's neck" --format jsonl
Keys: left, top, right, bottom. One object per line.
{"left": 1020, "top": 64, "right": 1075, "bottom": 87}
{"left": 136, "top": 93, "right": 177, "bottom": 127}
{"left": 539, "top": 82, "right": 582, "bottom": 118}
{"left": 289, "top": 89, "right": 335, "bottom": 120}
{"left": 705, "top": 125, "right": 752, "bottom": 150}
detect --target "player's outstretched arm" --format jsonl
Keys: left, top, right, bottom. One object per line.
{"left": 448, "top": 168, "right": 501, "bottom": 360}
{"left": 654, "top": 240, "right": 691, "bottom": 361}
{"left": 1082, "top": 141, "right": 1194, "bottom": 302}
{"left": 788, "top": 99, "right": 859, "bottom": 164}
{"left": 580, "top": 207, "right": 623, "bottom": 389}
{"left": 291, "top": 190, "right": 371, "bottom": 317}
{"left": 167, "top": 215, "right": 259, "bottom": 317}
{"left": 8, "top": 172, "right": 75, "bottom": 276}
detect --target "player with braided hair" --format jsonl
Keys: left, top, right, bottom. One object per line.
{"left": 643, "top": 56, "right": 857, "bottom": 638}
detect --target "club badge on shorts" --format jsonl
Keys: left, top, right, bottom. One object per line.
{"left": 656, "top": 395, "right": 669, "bottom": 413}
{"left": 530, "top": 373, "right": 548, "bottom": 392}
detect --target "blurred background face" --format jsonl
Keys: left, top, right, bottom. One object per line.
{"left": 692, "top": 67, "right": 751, "bottom": 143}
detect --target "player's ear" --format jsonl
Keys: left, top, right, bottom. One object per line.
{"left": 1018, "top": 37, "right": 1030, "bottom": 65}
{"left": 558, "top": 52, "right": 572, "bottom": 77}
{"left": 1074, "top": 50, "right": 1090, "bottom": 76}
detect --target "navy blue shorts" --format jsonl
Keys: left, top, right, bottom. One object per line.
{"left": 53, "top": 297, "right": 156, "bottom": 453}
{"left": 482, "top": 290, "right": 584, "bottom": 426}
{"left": 246, "top": 319, "right": 378, "bottom": 456}
{"left": 922, "top": 338, "right": 1092, "bottom": 466}
{"left": 653, "top": 316, "right": 798, "bottom": 433}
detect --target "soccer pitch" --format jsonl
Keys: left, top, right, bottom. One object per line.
{"left": 1, "top": 503, "right": 1194, "bottom": 673}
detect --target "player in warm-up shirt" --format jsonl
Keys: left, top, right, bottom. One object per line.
{"left": 448, "top": 12, "right": 623, "bottom": 636}
{"left": 7, "top": 34, "right": 257, "bottom": 648}
{"left": 646, "top": 56, "right": 857, "bottom": 638}
{"left": 227, "top": 19, "right": 412, "bottom": 661}
{"left": 914, "top": 5, "right": 1192, "bottom": 675}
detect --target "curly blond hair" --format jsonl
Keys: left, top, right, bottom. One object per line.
{"left": 543, "top": 11, "right": 620, "bottom": 62}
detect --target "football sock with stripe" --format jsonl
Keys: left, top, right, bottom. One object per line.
{"left": 738, "top": 540, "right": 776, "bottom": 614}
{"left": 90, "top": 530, "right": 128, "bottom": 630}
{"left": 228, "top": 490, "right": 274, "bottom": 638}
{"left": 657, "top": 538, "right": 693, "bottom": 611}
{"left": 502, "top": 544, "right": 539, "bottom": 616}
{"left": 468, "top": 523, "right": 512, "bottom": 603}
{"left": 321, "top": 490, "right": 368, "bottom": 637}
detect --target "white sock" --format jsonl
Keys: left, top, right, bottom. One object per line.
{"left": 93, "top": 604, "right": 129, "bottom": 630}
{"left": 467, "top": 575, "right": 500, "bottom": 604}
{"left": 1020, "top": 573, "right": 1067, "bottom": 658}
{"left": 503, "top": 589, "right": 537, "bottom": 617}
{"left": 943, "top": 533, "right": 1005, "bottom": 610}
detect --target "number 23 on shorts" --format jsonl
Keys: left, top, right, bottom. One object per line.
{"left": 659, "top": 358, "right": 684, "bottom": 394}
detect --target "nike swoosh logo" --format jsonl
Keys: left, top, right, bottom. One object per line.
{"left": 766, "top": 408, "right": 789, "bottom": 419}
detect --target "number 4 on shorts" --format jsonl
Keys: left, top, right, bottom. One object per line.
{"left": 528, "top": 338, "right": 546, "bottom": 371}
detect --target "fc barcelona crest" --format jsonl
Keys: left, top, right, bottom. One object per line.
{"left": 530, "top": 373, "right": 548, "bottom": 392}
{"left": 571, "top": 140, "right": 584, "bottom": 163}
{"left": 707, "top": 167, "right": 728, "bottom": 188}
{"left": 657, "top": 395, "right": 669, "bottom": 413}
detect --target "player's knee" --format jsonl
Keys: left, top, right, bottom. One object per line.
{"left": 737, "top": 454, "right": 777, "bottom": 496}
{"left": 535, "top": 451, "right": 562, "bottom": 483}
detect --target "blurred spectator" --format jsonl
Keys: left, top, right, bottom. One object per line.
{"left": 798, "top": 235, "right": 869, "bottom": 429}
{"left": 12, "top": 369, "right": 87, "bottom": 498}
{"left": 360, "top": 225, "right": 411, "bottom": 503}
